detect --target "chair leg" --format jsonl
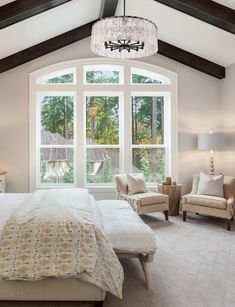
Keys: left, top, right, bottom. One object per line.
{"left": 94, "top": 301, "right": 104, "bottom": 307}
{"left": 227, "top": 219, "right": 232, "bottom": 231}
{"left": 183, "top": 211, "right": 187, "bottom": 222}
{"left": 164, "top": 210, "right": 169, "bottom": 221}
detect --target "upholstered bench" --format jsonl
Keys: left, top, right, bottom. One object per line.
{"left": 97, "top": 200, "right": 157, "bottom": 290}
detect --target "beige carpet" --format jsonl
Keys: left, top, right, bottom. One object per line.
{"left": 1, "top": 213, "right": 235, "bottom": 307}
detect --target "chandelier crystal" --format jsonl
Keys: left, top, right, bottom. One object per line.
{"left": 90, "top": 1, "right": 158, "bottom": 59}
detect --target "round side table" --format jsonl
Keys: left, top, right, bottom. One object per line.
{"left": 157, "top": 184, "right": 182, "bottom": 216}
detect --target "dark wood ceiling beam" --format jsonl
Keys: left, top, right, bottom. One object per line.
{"left": 0, "top": 0, "right": 72, "bottom": 29}
{"left": 0, "top": 20, "right": 96, "bottom": 73}
{"left": 154, "top": 0, "right": 235, "bottom": 34}
{"left": 158, "top": 40, "right": 225, "bottom": 79}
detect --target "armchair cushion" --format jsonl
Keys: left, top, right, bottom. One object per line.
{"left": 185, "top": 194, "right": 227, "bottom": 210}
{"left": 132, "top": 192, "right": 167, "bottom": 206}
{"left": 127, "top": 173, "right": 148, "bottom": 195}
{"left": 197, "top": 172, "right": 224, "bottom": 197}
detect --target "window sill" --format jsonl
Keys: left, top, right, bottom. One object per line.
{"left": 85, "top": 186, "right": 116, "bottom": 193}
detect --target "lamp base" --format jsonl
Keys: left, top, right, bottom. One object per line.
{"left": 209, "top": 149, "right": 215, "bottom": 175}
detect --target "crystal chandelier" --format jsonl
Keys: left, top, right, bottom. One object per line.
{"left": 90, "top": 0, "right": 158, "bottom": 59}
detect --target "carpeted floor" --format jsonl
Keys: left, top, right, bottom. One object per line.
{"left": 104, "top": 213, "right": 235, "bottom": 307}
{"left": 1, "top": 213, "right": 234, "bottom": 307}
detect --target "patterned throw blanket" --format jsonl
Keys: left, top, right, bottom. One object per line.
{"left": 0, "top": 189, "right": 123, "bottom": 298}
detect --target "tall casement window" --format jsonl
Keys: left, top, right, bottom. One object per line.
{"left": 30, "top": 59, "right": 178, "bottom": 191}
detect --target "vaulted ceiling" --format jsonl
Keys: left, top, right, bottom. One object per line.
{"left": 0, "top": 0, "right": 234, "bottom": 79}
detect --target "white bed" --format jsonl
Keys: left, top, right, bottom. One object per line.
{"left": 0, "top": 193, "right": 157, "bottom": 306}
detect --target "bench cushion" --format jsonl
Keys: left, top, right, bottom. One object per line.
{"left": 97, "top": 200, "right": 157, "bottom": 253}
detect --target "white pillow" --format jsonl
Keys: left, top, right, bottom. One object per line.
{"left": 197, "top": 172, "right": 224, "bottom": 198}
{"left": 127, "top": 173, "right": 148, "bottom": 195}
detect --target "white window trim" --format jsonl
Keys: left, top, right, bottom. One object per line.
{"left": 35, "top": 91, "right": 77, "bottom": 189}
{"left": 29, "top": 58, "right": 178, "bottom": 192}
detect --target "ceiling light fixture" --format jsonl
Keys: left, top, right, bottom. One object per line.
{"left": 90, "top": 0, "right": 158, "bottom": 59}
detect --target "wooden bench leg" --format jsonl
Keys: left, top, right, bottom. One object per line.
{"left": 139, "top": 260, "right": 153, "bottom": 290}
{"left": 183, "top": 211, "right": 187, "bottom": 221}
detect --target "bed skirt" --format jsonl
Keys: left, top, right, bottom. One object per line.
{"left": 0, "top": 278, "right": 105, "bottom": 301}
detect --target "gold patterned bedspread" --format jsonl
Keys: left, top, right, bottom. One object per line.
{"left": 0, "top": 189, "right": 123, "bottom": 298}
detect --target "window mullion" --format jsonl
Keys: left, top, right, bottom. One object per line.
{"left": 130, "top": 84, "right": 171, "bottom": 91}
{"left": 86, "top": 145, "right": 120, "bottom": 149}
{"left": 35, "top": 84, "right": 77, "bottom": 92}
{"left": 164, "top": 94, "right": 169, "bottom": 177}
{"left": 131, "top": 144, "right": 166, "bottom": 149}
{"left": 39, "top": 145, "right": 75, "bottom": 149}
{"left": 76, "top": 64, "right": 85, "bottom": 187}
{"left": 122, "top": 64, "right": 132, "bottom": 173}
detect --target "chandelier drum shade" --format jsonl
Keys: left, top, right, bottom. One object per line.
{"left": 91, "top": 1, "right": 158, "bottom": 59}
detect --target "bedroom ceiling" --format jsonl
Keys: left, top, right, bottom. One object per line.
{"left": 116, "top": 0, "right": 235, "bottom": 67}
{"left": 0, "top": 0, "right": 234, "bottom": 75}
{"left": 0, "top": 0, "right": 101, "bottom": 59}
{"left": 0, "top": 0, "right": 15, "bottom": 5}
{"left": 213, "top": 0, "right": 235, "bottom": 9}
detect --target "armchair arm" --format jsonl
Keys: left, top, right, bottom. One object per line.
{"left": 227, "top": 197, "right": 235, "bottom": 212}
{"left": 191, "top": 175, "right": 200, "bottom": 194}
{"left": 118, "top": 193, "right": 140, "bottom": 212}
{"left": 181, "top": 194, "right": 190, "bottom": 206}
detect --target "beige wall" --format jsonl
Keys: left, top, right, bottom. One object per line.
{"left": 219, "top": 63, "right": 235, "bottom": 176}
{"left": 0, "top": 37, "right": 221, "bottom": 195}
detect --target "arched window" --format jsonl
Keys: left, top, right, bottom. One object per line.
{"left": 29, "top": 59, "right": 178, "bottom": 191}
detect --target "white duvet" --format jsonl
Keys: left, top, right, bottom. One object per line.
{"left": 0, "top": 189, "right": 123, "bottom": 298}
{"left": 0, "top": 194, "right": 157, "bottom": 254}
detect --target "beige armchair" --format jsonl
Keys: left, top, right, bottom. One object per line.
{"left": 182, "top": 175, "right": 235, "bottom": 230}
{"left": 115, "top": 174, "right": 169, "bottom": 220}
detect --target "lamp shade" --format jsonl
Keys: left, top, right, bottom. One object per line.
{"left": 198, "top": 132, "right": 224, "bottom": 151}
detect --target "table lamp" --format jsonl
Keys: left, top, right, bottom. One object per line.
{"left": 198, "top": 132, "right": 224, "bottom": 175}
